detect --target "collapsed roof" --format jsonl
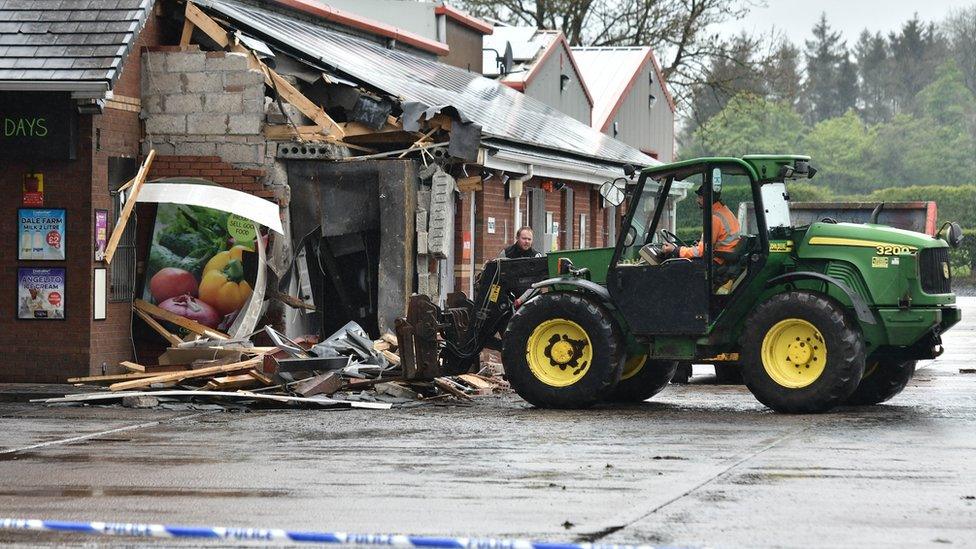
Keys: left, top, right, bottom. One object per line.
{"left": 195, "top": 0, "right": 655, "bottom": 175}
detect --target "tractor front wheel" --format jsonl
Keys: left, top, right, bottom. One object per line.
{"left": 502, "top": 292, "right": 623, "bottom": 408}
{"left": 846, "top": 358, "right": 916, "bottom": 405}
{"left": 741, "top": 291, "right": 865, "bottom": 413}
{"left": 605, "top": 355, "right": 678, "bottom": 402}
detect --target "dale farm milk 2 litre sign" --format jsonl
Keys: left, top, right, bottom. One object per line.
{"left": 19, "top": 209, "right": 66, "bottom": 261}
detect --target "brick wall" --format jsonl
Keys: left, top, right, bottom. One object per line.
{"left": 147, "top": 155, "right": 269, "bottom": 197}
{"left": 457, "top": 177, "right": 611, "bottom": 291}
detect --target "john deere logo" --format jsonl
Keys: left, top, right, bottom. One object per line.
{"left": 943, "top": 262, "right": 950, "bottom": 279}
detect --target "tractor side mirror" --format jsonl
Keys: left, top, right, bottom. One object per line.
{"left": 600, "top": 178, "right": 626, "bottom": 207}
{"left": 939, "top": 222, "right": 964, "bottom": 248}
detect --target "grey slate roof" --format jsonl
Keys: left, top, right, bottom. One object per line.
{"left": 0, "top": 0, "right": 154, "bottom": 90}
{"left": 196, "top": 0, "right": 654, "bottom": 168}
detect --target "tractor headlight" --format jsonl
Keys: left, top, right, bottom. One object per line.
{"left": 939, "top": 221, "right": 964, "bottom": 248}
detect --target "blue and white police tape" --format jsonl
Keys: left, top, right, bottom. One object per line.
{"left": 0, "top": 518, "right": 660, "bottom": 549}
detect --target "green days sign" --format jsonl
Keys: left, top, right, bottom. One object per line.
{"left": 0, "top": 92, "right": 77, "bottom": 160}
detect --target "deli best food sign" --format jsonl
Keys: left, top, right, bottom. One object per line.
{"left": 0, "top": 92, "right": 77, "bottom": 160}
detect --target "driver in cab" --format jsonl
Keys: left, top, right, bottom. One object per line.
{"left": 661, "top": 184, "right": 741, "bottom": 264}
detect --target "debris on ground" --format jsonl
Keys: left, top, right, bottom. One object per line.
{"left": 38, "top": 317, "right": 508, "bottom": 411}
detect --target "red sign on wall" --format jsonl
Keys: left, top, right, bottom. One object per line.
{"left": 22, "top": 173, "right": 43, "bottom": 207}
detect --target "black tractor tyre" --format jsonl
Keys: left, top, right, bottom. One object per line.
{"left": 671, "top": 362, "right": 692, "bottom": 384}
{"left": 740, "top": 291, "right": 865, "bottom": 414}
{"left": 714, "top": 364, "right": 743, "bottom": 384}
{"left": 846, "top": 359, "right": 916, "bottom": 405}
{"left": 502, "top": 292, "right": 624, "bottom": 409}
{"left": 606, "top": 358, "right": 678, "bottom": 402}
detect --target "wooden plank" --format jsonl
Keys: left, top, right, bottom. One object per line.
{"left": 133, "top": 308, "right": 183, "bottom": 346}
{"left": 35, "top": 390, "right": 393, "bottom": 410}
{"left": 109, "top": 357, "right": 262, "bottom": 391}
{"left": 381, "top": 350, "right": 401, "bottom": 366}
{"left": 372, "top": 340, "right": 391, "bottom": 352}
{"left": 247, "top": 369, "right": 274, "bottom": 385}
{"left": 184, "top": 2, "right": 229, "bottom": 48}
{"left": 259, "top": 64, "right": 345, "bottom": 139}
{"left": 105, "top": 149, "right": 155, "bottom": 264}
{"left": 207, "top": 374, "right": 258, "bottom": 390}
{"left": 134, "top": 299, "right": 229, "bottom": 340}
{"left": 458, "top": 374, "right": 494, "bottom": 390}
{"left": 120, "top": 361, "right": 145, "bottom": 373}
{"left": 116, "top": 175, "right": 137, "bottom": 192}
{"left": 380, "top": 333, "right": 398, "bottom": 348}
{"left": 434, "top": 377, "right": 472, "bottom": 401}
{"left": 67, "top": 372, "right": 160, "bottom": 384}
{"left": 457, "top": 175, "right": 483, "bottom": 192}
{"left": 179, "top": 17, "right": 194, "bottom": 46}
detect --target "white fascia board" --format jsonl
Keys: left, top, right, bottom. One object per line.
{"left": 0, "top": 81, "right": 109, "bottom": 94}
{"left": 136, "top": 182, "right": 284, "bottom": 235}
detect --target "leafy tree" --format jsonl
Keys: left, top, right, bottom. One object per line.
{"left": 943, "top": 6, "right": 976, "bottom": 96}
{"left": 854, "top": 30, "right": 892, "bottom": 123}
{"left": 685, "top": 93, "right": 806, "bottom": 157}
{"left": 803, "top": 13, "right": 855, "bottom": 123}
{"left": 457, "top": 0, "right": 758, "bottom": 107}
{"left": 888, "top": 15, "right": 947, "bottom": 112}
{"left": 801, "top": 110, "right": 875, "bottom": 193}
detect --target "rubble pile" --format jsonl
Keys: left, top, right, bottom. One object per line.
{"left": 36, "top": 315, "right": 507, "bottom": 411}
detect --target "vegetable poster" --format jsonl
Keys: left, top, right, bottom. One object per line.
{"left": 19, "top": 208, "right": 66, "bottom": 260}
{"left": 143, "top": 204, "right": 258, "bottom": 332}
{"left": 18, "top": 267, "right": 66, "bottom": 320}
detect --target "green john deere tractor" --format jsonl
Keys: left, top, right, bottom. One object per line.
{"left": 498, "top": 155, "right": 962, "bottom": 413}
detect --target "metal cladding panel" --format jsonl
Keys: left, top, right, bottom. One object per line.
{"left": 523, "top": 41, "right": 590, "bottom": 125}
{"left": 198, "top": 0, "right": 653, "bottom": 167}
{"left": 573, "top": 47, "right": 649, "bottom": 129}
{"left": 606, "top": 65, "right": 674, "bottom": 161}
{"left": 0, "top": 0, "right": 154, "bottom": 87}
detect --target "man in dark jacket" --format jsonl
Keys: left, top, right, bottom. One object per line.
{"left": 501, "top": 226, "right": 544, "bottom": 258}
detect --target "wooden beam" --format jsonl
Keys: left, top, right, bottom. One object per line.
{"left": 68, "top": 372, "right": 160, "bottom": 384}
{"left": 184, "top": 2, "right": 229, "bottom": 48}
{"left": 179, "top": 17, "right": 194, "bottom": 47}
{"left": 120, "top": 361, "right": 146, "bottom": 373}
{"left": 258, "top": 63, "right": 345, "bottom": 139}
{"left": 109, "top": 357, "right": 262, "bottom": 391}
{"left": 134, "top": 299, "right": 230, "bottom": 340}
{"left": 133, "top": 308, "right": 184, "bottom": 346}
{"left": 105, "top": 149, "right": 155, "bottom": 264}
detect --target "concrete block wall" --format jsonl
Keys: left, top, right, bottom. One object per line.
{"left": 141, "top": 47, "right": 270, "bottom": 169}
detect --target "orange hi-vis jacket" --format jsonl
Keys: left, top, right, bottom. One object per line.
{"left": 678, "top": 201, "right": 741, "bottom": 263}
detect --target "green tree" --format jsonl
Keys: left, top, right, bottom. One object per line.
{"left": 804, "top": 13, "right": 853, "bottom": 123}
{"left": 801, "top": 110, "right": 875, "bottom": 193}
{"left": 685, "top": 93, "right": 806, "bottom": 157}
{"left": 888, "top": 15, "right": 947, "bottom": 112}
{"left": 870, "top": 61, "right": 976, "bottom": 187}
{"left": 854, "top": 30, "right": 893, "bottom": 123}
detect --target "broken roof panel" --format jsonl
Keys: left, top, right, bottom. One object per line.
{"left": 0, "top": 0, "right": 154, "bottom": 91}
{"left": 197, "top": 0, "right": 653, "bottom": 168}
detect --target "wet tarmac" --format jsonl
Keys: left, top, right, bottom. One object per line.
{"left": 1, "top": 298, "right": 975, "bottom": 548}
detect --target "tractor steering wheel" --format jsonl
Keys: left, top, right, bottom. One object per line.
{"left": 660, "top": 229, "right": 688, "bottom": 248}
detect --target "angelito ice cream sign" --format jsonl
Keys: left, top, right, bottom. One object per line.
{"left": 18, "top": 267, "right": 65, "bottom": 320}
{"left": 19, "top": 208, "right": 66, "bottom": 260}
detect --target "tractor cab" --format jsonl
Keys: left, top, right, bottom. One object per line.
{"left": 600, "top": 155, "right": 815, "bottom": 337}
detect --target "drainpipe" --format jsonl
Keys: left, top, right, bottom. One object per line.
{"left": 469, "top": 190, "right": 476, "bottom": 296}
{"left": 510, "top": 165, "right": 533, "bottom": 230}
{"left": 436, "top": 14, "right": 447, "bottom": 43}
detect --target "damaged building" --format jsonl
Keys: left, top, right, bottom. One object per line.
{"left": 0, "top": 0, "right": 673, "bottom": 383}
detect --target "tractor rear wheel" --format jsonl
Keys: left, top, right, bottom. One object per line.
{"left": 605, "top": 355, "right": 678, "bottom": 402}
{"left": 846, "top": 359, "right": 916, "bottom": 405}
{"left": 740, "top": 291, "right": 865, "bottom": 413}
{"left": 502, "top": 292, "right": 623, "bottom": 408}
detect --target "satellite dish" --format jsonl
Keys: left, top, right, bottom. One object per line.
{"left": 501, "top": 41, "right": 514, "bottom": 74}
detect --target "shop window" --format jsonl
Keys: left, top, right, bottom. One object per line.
{"left": 108, "top": 157, "right": 137, "bottom": 302}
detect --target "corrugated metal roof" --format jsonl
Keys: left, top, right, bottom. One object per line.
{"left": 0, "top": 0, "right": 154, "bottom": 90}
{"left": 573, "top": 47, "right": 650, "bottom": 130}
{"left": 197, "top": 0, "right": 653, "bottom": 168}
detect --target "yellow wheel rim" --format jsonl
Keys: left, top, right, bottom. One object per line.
{"left": 760, "top": 318, "right": 827, "bottom": 388}
{"left": 525, "top": 318, "right": 593, "bottom": 387}
{"left": 621, "top": 354, "right": 647, "bottom": 381}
